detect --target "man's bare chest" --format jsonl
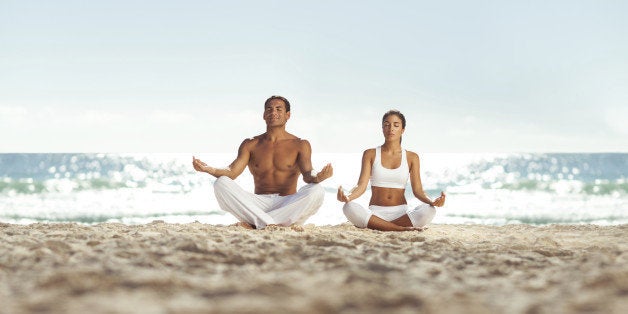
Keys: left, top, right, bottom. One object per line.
{"left": 249, "top": 144, "right": 299, "bottom": 172}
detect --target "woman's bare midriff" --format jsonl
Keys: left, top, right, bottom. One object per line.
{"left": 369, "top": 186, "right": 407, "bottom": 207}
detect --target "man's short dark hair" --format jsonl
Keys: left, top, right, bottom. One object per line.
{"left": 265, "top": 95, "right": 291, "bottom": 112}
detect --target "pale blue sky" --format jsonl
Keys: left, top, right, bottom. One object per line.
{"left": 1, "top": 0, "right": 627, "bottom": 153}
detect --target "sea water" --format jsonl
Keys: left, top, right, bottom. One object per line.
{"left": 1, "top": 153, "right": 627, "bottom": 225}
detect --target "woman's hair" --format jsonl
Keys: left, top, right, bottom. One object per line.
{"left": 382, "top": 110, "right": 406, "bottom": 128}
{"left": 382, "top": 110, "right": 406, "bottom": 143}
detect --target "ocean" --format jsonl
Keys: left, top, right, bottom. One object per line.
{"left": 1, "top": 153, "right": 627, "bottom": 226}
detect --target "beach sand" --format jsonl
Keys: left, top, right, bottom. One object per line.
{"left": 0, "top": 222, "right": 626, "bottom": 313}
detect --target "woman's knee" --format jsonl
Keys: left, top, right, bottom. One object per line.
{"left": 408, "top": 204, "right": 436, "bottom": 227}
{"left": 342, "top": 202, "right": 371, "bottom": 228}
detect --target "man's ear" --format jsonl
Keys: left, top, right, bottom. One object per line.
{"left": 286, "top": 111, "right": 291, "bottom": 120}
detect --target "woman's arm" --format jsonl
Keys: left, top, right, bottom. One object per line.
{"left": 337, "top": 149, "right": 374, "bottom": 202}
{"left": 408, "top": 151, "right": 437, "bottom": 205}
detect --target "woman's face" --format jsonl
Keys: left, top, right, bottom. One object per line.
{"left": 382, "top": 114, "right": 405, "bottom": 142}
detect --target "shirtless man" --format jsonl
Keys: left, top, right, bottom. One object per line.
{"left": 192, "top": 96, "right": 333, "bottom": 229}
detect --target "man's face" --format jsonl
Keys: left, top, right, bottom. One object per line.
{"left": 263, "top": 99, "right": 290, "bottom": 127}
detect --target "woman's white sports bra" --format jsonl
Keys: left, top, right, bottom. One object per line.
{"left": 370, "top": 146, "right": 409, "bottom": 189}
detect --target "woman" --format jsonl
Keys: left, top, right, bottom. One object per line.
{"left": 337, "top": 110, "right": 446, "bottom": 231}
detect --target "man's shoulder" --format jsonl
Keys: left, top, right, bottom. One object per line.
{"left": 284, "top": 132, "right": 303, "bottom": 140}
{"left": 242, "top": 136, "right": 259, "bottom": 144}
{"left": 238, "top": 136, "right": 262, "bottom": 150}
{"left": 284, "top": 133, "right": 309, "bottom": 145}
{"left": 242, "top": 133, "right": 307, "bottom": 147}
{"left": 294, "top": 136, "right": 309, "bottom": 144}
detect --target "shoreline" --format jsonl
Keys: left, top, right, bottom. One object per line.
{"left": 1, "top": 222, "right": 627, "bottom": 313}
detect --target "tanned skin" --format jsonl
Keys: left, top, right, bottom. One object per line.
{"left": 193, "top": 98, "right": 332, "bottom": 228}
{"left": 337, "top": 114, "right": 445, "bottom": 231}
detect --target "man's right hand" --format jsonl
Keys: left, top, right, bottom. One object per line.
{"left": 192, "top": 156, "right": 213, "bottom": 174}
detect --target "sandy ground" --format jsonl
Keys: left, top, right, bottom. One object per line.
{"left": 0, "top": 222, "right": 627, "bottom": 313}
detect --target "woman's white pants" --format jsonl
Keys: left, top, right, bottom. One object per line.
{"left": 343, "top": 202, "right": 436, "bottom": 228}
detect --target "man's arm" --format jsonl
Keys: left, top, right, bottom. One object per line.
{"left": 298, "top": 139, "right": 333, "bottom": 183}
{"left": 192, "top": 139, "right": 251, "bottom": 179}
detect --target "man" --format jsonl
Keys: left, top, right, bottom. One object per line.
{"left": 192, "top": 95, "right": 333, "bottom": 229}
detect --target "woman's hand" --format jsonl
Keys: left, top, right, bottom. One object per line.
{"left": 337, "top": 186, "right": 350, "bottom": 203}
{"left": 431, "top": 191, "right": 446, "bottom": 207}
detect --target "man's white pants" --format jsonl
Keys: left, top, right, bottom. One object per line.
{"left": 342, "top": 202, "right": 436, "bottom": 228}
{"left": 213, "top": 176, "right": 325, "bottom": 229}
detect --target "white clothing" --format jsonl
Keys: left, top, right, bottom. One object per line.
{"left": 213, "top": 176, "right": 324, "bottom": 229}
{"left": 370, "top": 146, "right": 409, "bottom": 189}
{"left": 343, "top": 202, "right": 436, "bottom": 228}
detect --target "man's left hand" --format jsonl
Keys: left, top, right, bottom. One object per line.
{"left": 316, "top": 163, "right": 333, "bottom": 182}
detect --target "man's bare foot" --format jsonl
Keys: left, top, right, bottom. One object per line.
{"left": 232, "top": 222, "right": 255, "bottom": 230}
{"left": 290, "top": 224, "right": 304, "bottom": 232}
{"left": 403, "top": 226, "right": 425, "bottom": 231}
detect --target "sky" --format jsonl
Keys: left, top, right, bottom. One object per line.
{"left": 1, "top": 0, "right": 627, "bottom": 153}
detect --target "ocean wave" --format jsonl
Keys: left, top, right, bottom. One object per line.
{"left": 1, "top": 153, "right": 627, "bottom": 225}
{"left": 0, "top": 178, "right": 139, "bottom": 194}
{"left": 443, "top": 212, "right": 628, "bottom": 225}
{"left": 481, "top": 179, "right": 628, "bottom": 195}
{"left": 0, "top": 210, "right": 224, "bottom": 224}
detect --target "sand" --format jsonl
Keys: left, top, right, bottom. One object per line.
{"left": 0, "top": 222, "right": 626, "bottom": 314}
